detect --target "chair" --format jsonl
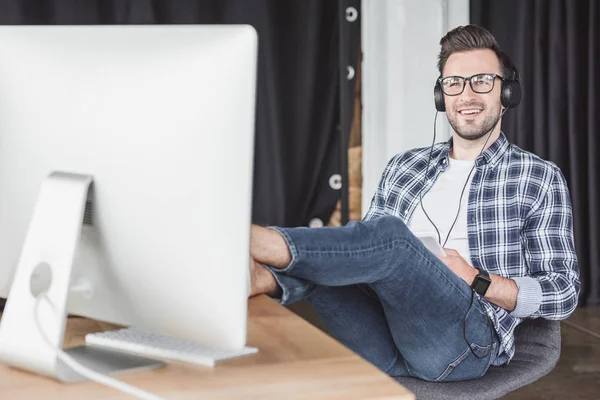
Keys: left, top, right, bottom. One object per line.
{"left": 395, "top": 318, "right": 561, "bottom": 400}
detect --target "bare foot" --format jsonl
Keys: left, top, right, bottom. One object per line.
{"left": 250, "top": 224, "right": 292, "bottom": 269}
{"left": 249, "top": 256, "right": 282, "bottom": 298}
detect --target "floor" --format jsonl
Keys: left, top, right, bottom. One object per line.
{"left": 288, "top": 302, "right": 600, "bottom": 399}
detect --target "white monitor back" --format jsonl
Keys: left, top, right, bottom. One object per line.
{"left": 0, "top": 25, "right": 257, "bottom": 351}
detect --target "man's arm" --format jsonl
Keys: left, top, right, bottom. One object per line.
{"left": 514, "top": 167, "right": 580, "bottom": 319}
{"left": 362, "top": 154, "right": 403, "bottom": 221}
{"left": 442, "top": 167, "right": 580, "bottom": 319}
{"left": 486, "top": 274, "right": 518, "bottom": 311}
{"left": 441, "top": 249, "right": 518, "bottom": 311}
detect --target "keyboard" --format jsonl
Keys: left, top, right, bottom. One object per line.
{"left": 85, "top": 328, "right": 258, "bottom": 367}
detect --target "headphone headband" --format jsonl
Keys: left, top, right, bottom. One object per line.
{"left": 498, "top": 51, "right": 519, "bottom": 82}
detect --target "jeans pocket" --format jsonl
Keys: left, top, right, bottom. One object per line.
{"left": 477, "top": 341, "right": 498, "bottom": 377}
{"left": 434, "top": 341, "right": 496, "bottom": 382}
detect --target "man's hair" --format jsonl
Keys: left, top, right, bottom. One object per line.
{"left": 437, "top": 25, "right": 513, "bottom": 79}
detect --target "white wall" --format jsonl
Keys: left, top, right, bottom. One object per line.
{"left": 361, "top": 0, "right": 469, "bottom": 216}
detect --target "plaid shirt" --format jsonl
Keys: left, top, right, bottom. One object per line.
{"left": 364, "top": 132, "right": 580, "bottom": 365}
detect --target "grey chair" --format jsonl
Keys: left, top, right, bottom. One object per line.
{"left": 395, "top": 319, "right": 561, "bottom": 400}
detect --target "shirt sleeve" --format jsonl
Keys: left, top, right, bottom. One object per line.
{"left": 512, "top": 167, "right": 581, "bottom": 319}
{"left": 362, "top": 154, "right": 402, "bottom": 221}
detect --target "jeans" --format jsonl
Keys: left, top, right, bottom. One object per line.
{"left": 266, "top": 215, "right": 500, "bottom": 382}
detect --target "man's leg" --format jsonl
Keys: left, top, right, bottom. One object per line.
{"left": 250, "top": 216, "right": 499, "bottom": 382}
{"left": 250, "top": 261, "right": 409, "bottom": 375}
{"left": 305, "top": 285, "right": 410, "bottom": 376}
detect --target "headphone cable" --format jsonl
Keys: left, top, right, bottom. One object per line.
{"left": 418, "top": 107, "right": 508, "bottom": 360}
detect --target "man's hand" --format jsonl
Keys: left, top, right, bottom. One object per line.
{"left": 439, "top": 248, "right": 478, "bottom": 286}
{"left": 439, "top": 248, "right": 518, "bottom": 312}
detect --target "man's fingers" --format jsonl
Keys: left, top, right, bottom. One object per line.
{"left": 443, "top": 248, "right": 459, "bottom": 256}
{"left": 438, "top": 256, "right": 451, "bottom": 265}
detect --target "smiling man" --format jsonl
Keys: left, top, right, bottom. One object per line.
{"left": 247, "top": 25, "right": 580, "bottom": 382}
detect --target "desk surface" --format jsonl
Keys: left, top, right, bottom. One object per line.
{"left": 0, "top": 295, "right": 413, "bottom": 399}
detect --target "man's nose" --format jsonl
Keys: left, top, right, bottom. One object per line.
{"left": 459, "top": 80, "right": 478, "bottom": 101}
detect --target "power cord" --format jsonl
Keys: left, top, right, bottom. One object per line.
{"left": 418, "top": 107, "right": 508, "bottom": 360}
{"left": 34, "top": 292, "right": 166, "bottom": 400}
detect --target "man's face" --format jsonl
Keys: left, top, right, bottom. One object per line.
{"left": 442, "top": 49, "right": 503, "bottom": 141}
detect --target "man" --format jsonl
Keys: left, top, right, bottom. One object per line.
{"left": 248, "top": 25, "right": 580, "bottom": 382}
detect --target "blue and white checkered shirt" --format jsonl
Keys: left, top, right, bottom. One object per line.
{"left": 363, "top": 132, "right": 580, "bottom": 365}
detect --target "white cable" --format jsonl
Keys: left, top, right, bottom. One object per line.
{"left": 34, "top": 293, "right": 166, "bottom": 400}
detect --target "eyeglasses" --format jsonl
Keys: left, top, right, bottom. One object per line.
{"left": 438, "top": 73, "right": 503, "bottom": 96}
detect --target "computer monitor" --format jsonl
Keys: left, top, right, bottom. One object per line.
{"left": 0, "top": 25, "right": 257, "bottom": 380}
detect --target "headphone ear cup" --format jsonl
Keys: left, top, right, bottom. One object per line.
{"left": 501, "top": 80, "right": 522, "bottom": 108}
{"left": 434, "top": 82, "right": 446, "bottom": 112}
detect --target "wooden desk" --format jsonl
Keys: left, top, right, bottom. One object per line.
{"left": 0, "top": 295, "right": 413, "bottom": 399}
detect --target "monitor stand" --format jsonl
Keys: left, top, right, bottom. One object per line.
{"left": 0, "top": 172, "right": 163, "bottom": 382}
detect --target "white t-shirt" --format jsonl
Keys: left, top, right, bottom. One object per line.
{"left": 408, "top": 157, "right": 475, "bottom": 265}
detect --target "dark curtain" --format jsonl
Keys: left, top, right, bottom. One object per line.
{"left": 471, "top": 0, "right": 600, "bottom": 306}
{"left": 0, "top": 1, "right": 359, "bottom": 313}
{"left": 0, "top": 0, "right": 345, "bottom": 228}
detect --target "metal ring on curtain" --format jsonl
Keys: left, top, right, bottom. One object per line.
{"left": 346, "top": 66, "right": 355, "bottom": 80}
{"left": 345, "top": 7, "right": 358, "bottom": 22}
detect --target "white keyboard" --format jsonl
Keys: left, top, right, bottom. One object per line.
{"left": 85, "top": 328, "right": 258, "bottom": 367}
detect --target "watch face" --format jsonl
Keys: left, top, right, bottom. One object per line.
{"left": 473, "top": 278, "right": 491, "bottom": 294}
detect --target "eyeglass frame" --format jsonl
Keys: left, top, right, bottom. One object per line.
{"left": 437, "top": 73, "right": 504, "bottom": 96}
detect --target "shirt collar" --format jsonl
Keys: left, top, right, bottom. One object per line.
{"left": 435, "top": 132, "right": 510, "bottom": 169}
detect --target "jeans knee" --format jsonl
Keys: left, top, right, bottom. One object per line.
{"left": 364, "top": 216, "right": 414, "bottom": 276}
{"left": 374, "top": 215, "right": 408, "bottom": 233}
{"left": 372, "top": 216, "right": 411, "bottom": 245}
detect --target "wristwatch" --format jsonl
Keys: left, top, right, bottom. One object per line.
{"left": 471, "top": 269, "right": 492, "bottom": 296}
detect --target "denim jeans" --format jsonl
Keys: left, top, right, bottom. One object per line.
{"left": 266, "top": 215, "right": 500, "bottom": 382}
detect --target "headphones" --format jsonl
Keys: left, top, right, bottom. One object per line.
{"left": 434, "top": 51, "right": 521, "bottom": 112}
